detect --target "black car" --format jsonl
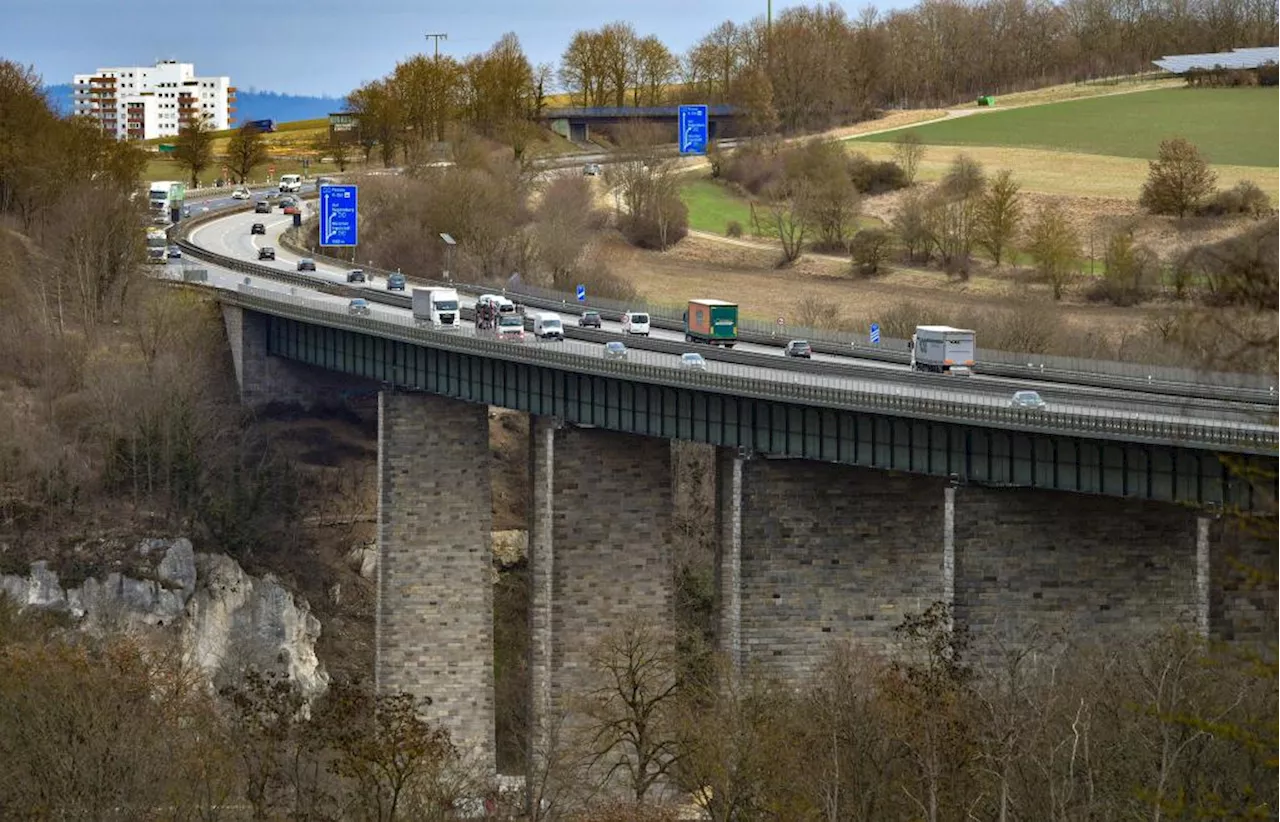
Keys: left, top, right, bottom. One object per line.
{"left": 578, "top": 310, "right": 602, "bottom": 328}
{"left": 258, "top": 247, "right": 276, "bottom": 261}
{"left": 297, "top": 258, "right": 316, "bottom": 272}
{"left": 250, "top": 223, "right": 266, "bottom": 235}
{"left": 784, "top": 339, "right": 813, "bottom": 358}
{"left": 346, "top": 269, "right": 366, "bottom": 283}
{"left": 254, "top": 201, "right": 271, "bottom": 214}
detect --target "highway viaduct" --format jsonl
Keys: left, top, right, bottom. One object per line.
{"left": 217, "top": 293, "right": 1278, "bottom": 780}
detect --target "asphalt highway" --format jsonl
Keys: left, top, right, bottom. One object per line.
{"left": 179, "top": 206, "right": 1277, "bottom": 434}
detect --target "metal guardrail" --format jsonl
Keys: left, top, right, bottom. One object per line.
{"left": 217, "top": 285, "right": 1278, "bottom": 456}
{"left": 265, "top": 226, "right": 1267, "bottom": 419}
{"left": 269, "top": 222, "right": 1277, "bottom": 406}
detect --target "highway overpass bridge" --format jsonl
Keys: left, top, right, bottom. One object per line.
{"left": 540, "top": 104, "right": 739, "bottom": 144}
{"left": 175, "top": 196, "right": 1278, "bottom": 780}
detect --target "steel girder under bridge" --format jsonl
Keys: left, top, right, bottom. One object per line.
{"left": 249, "top": 305, "right": 1271, "bottom": 511}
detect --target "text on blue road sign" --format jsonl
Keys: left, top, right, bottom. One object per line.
{"left": 320, "top": 184, "right": 359, "bottom": 247}
{"left": 678, "top": 105, "right": 708, "bottom": 155}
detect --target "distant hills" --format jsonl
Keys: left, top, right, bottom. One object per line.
{"left": 43, "top": 85, "right": 346, "bottom": 124}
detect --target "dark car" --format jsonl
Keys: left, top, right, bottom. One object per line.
{"left": 578, "top": 310, "right": 602, "bottom": 328}
{"left": 297, "top": 258, "right": 316, "bottom": 272}
{"left": 254, "top": 200, "right": 271, "bottom": 214}
{"left": 258, "top": 246, "right": 276, "bottom": 261}
{"left": 387, "top": 272, "right": 406, "bottom": 291}
{"left": 250, "top": 222, "right": 266, "bottom": 235}
{"left": 346, "top": 269, "right": 366, "bottom": 283}
{"left": 784, "top": 339, "right": 813, "bottom": 359}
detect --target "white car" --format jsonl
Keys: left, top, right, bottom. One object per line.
{"left": 231, "top": 188, "right": 252, "bottom": 200}
{"left": 583, "top": 163, "right": 601, "bottom": 176}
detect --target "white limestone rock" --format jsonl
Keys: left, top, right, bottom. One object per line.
{"left": 0, "top": 537, "right": 328, "bottom": 699}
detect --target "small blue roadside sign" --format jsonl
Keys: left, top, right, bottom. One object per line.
{"left": 678, "top": 105, "right": 708, "bottom": 155}
{"left": 576, "top": 284, "right": 586, "bottom": 302}
{"left": 319, "top": 184, "right": 358, "bottom": 247}
{"left": 870, "top": 323, "right": 881, "bottom": 345}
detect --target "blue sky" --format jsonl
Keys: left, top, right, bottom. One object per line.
{"left": 3, "top": 0, "right": 905, "bottom": 97}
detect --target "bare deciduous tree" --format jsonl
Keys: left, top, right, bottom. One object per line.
{"left": 893, "top": 132, "right": 925, "bottom": 186}
{"left": 578, "top": 621, "right": 684, "bottom": 804}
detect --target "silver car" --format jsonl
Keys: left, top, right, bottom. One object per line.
{"left": 1010, "top": 390, "right": 1047, "bottom": 410}
{"left": 603, "top": 341, "right": 628, "bottom": 361}
{"left": 347, "top": 298, "right": 371, "bottom": 316}
{"left": 680, "top": 352, "right": 707, "bottom": 371}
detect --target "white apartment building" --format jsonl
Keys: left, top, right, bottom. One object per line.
{"left": 72, "top": 60, "right": 236, "bottom": 141}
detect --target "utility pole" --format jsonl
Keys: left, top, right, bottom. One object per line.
{"left": 424, "top": 32, "right": 448, "bottom": 59}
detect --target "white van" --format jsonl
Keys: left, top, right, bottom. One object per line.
{"left": 621, "top": 310, "right": 650, "bottom": 336}
{"left": 533, "top": 312, "right": 564, "bottom": 340}
{"left": 278, "top": 173, "right": 303, "bottom": 193}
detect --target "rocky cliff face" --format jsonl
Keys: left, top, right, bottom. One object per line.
{"left": 0, "top": 537, "right": 328, "bottom": 698}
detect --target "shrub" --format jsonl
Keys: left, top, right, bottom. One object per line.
{"left": 726, "top": 220, "right": 744, "bottom": 238}
{"left": 847, "top": 153, "right": 909, "bottom": 195}
{"left": 1197, "top": 181, "right": 1272, "bottom": 218}
{"left": 1140, "top": 138, "right": 1217, "bottom": 218}
{"left": 721, "top": 141, "right": 784, "bottom": 195}
{"left": 849, "top": 228, "right": 892, "bottom": 276}
{"left": 1086, "top": 229, "right": 1159, "bottom": 306}
{"left": 620, "top": 188, "right": 689, "bottom": 250}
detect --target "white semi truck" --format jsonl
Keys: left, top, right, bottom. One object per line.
{"left": 910, "top": 325, "right": 976, "bottom": 375}
{"left": 411, "top": 287, "right": 461, "bottom": 328}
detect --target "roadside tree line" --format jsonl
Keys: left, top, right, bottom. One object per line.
{"left": 558, "top": 0, "right": 1277, "bottom": 134}
{"left": 346, "top": 33, "right": 550, "bottom": 168}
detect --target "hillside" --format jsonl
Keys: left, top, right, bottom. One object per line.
{"left": 43, "top": 84, "right": 345, "bottom": 122}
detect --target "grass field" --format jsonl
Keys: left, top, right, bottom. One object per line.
{"left": 679, "top": 177, "right": 891, "bottom": 236}
{"left": 680, "top": 179, "right": 757, "bottom": 235}
{"left": 858, "top": 87, "right": 1279, "bottom": 167}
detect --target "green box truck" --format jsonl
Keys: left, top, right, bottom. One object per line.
{"left": 684, "top": 299, "right": 738, "bottom": 347}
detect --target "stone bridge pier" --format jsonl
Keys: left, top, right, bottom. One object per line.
{"left": 714, "top": 452, "right": 1275, "bottom": 677}
{"left": 376, "top": 391, "right": 495, "bottom": 773}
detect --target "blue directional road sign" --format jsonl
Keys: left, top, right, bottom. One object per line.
{"left": 319, "top": 184, "right": 358, "bottom": 247}
{"left": 678, "top": 104, "right": 708, "bottom": 155}
{"left": 576, "top": 284, "right": 586, "bottom": 302}
{"left": 870, "top": 323, "right": 881, "bottom": 345}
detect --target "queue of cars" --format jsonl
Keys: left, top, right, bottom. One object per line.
{"left": 221, "top": 191, "right": 1043, "bottom": 408}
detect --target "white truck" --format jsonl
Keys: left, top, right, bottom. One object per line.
{"left": 278, "top": 173, "right": 303, "bottom": 193}
{"left": 910, "top": 325, "right": 976, "bottom": 375}
{"left": 411, "top": 287, "right": 461, "bottom": 328}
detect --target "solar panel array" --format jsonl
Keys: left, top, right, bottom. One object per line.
{"left": 1154, "top": 46, "right": 1279, "bottom": 73}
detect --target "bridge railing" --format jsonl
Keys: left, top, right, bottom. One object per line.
{"left": 219, "top": 283, "right": 1279, "bottom": 456}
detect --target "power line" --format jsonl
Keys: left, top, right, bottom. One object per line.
{"left": 424, "top": 33, "right": 448, "bottom": 60}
